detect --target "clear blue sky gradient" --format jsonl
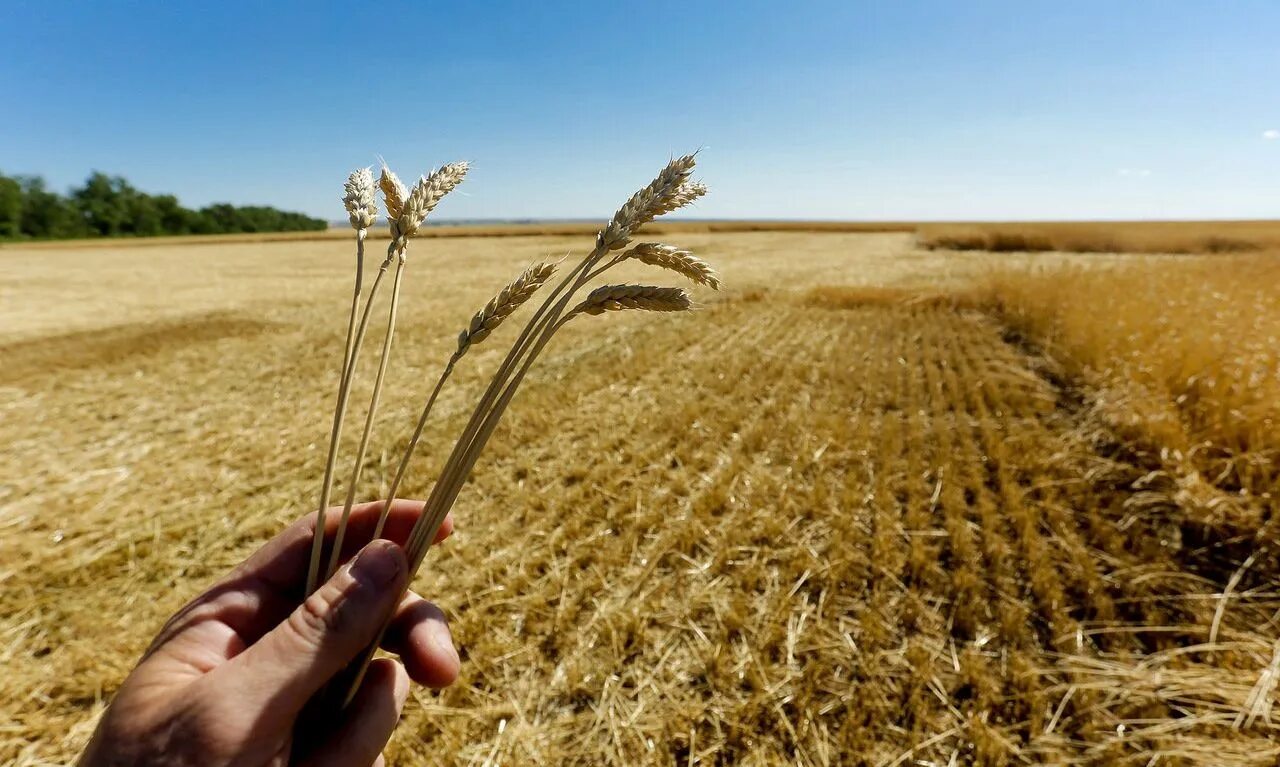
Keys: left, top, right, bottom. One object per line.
{"left": 2, "top": 1, "right": 1278, "bottom": 221}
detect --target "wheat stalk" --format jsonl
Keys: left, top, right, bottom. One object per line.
{"left": 370, "top": 262, "right": 556, "bottom": 541}
{"left": 402, "top": 157, "right": 709, "bottom": 563}
{"left": 304, "top": 247, "right": 395, "bottom": 595}
{"left": 303, "top": 168, "right": 383, "bottom": 595}
{"left": 323, "top": 162, "right": 469, "bottom": 582}
{"left": 397, "top": 172, "right": 706, "bottom": 567}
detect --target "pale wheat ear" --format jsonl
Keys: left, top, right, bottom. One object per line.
{"left": 571, "top": 284, "right": 693, "bottom": 316}
{"left": 342, "top": 168, "right": 378, "bottom": 231}
{"left": 456, "top": 261, "right": 557, "bottom": 359}
{"left": 379, "top": 165, "right": 408, "bottom": 220}
{"left": 398, "top": 162, "right": 470, "bottom": 238}
{"left": 599, "top": 155, "right": 699, "bottom": 250}
{"left": 625, "top": 242, "right": 721, "bottom": 290}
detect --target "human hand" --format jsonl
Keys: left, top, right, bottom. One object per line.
{"left": 79, "top": 500, "right": 458, "bottom": 767}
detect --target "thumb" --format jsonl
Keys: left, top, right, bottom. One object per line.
{"left": 216, "top": 539, "right": 408, "bottom": 726}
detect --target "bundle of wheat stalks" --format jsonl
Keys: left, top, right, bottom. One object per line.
{"left": 302, "top": 154, "right": 717, "bottom": 708}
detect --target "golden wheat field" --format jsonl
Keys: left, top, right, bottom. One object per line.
{"left": 2, "top": 228, "right": 1278, "bottom": 766}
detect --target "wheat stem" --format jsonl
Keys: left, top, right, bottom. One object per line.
{"left": 402, "top": 257, "right": 607, "bottom": 565}
{"left": 303, "top": 228, "right": 368, "bottom": 597}
{"left": 303, "top": 246, "right": 396, "bottom": 596}
{"left": 326, "top": 251, "right": 407, "bottom": 580}
{"left": 370, "top": 358, "right": 456, "bottom": 540}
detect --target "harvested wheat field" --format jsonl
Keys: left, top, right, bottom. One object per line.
{"left": 2, "top": 230, "right": 1278, "bottom": 765}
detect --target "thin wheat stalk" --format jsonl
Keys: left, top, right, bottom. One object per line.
{"left": 325, "top": 163, "right": 469, "bottom": 581}
{"left": 423, "top": 160, "right": 704, "bottom": 514}
{"left": 304, "top": 248, "right": 396, "bottom": 595}
{"left": 303, "top": 168, "right": 379, "bottom": 596}
{"left": 345, "top": 264, "right": 604, "bottom": 704}
{"left": 338, "top": 169, "right": 378, "bottom": 380}
{"left": 370, "top": 262, "right": 555, "bottom": 540}
{"left": 403, "top": 284, "right": 692, "bottom": 567}
{"left": 324, "top": 254, "right": 406, "bottom": 580}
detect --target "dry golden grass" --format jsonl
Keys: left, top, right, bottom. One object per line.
{"left": 979, "top": 253, "right": 1280, "bottom": 537}
{"left": 1, "top": 230, "right": 1277, "bottom": 765}
{"left": 917, "top": 219, "right": 1280, "bottom": 254}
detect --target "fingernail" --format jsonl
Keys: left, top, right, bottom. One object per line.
{"left": 348, "top": 540, "right": 403, "bottom": 588}
{"left": 430, "top": 620, "right": 460, "bottom": 666}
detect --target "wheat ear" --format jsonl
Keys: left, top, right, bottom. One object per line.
{"left": 343, "top": 167, "right": 378, "bottom": 230}
{"left": 379, "top": 165, "right": 407, "bottom": 220}
{"left": 324, "top": 163, "right": 469, "bottom": 580}
{"left": 599, "top": 155, "right": 699, "bottom": 250}
{"left": 569, "top": 284, "right": 693, "bottom": 316}
{"left": 398, "top": 162, "right": 470, "bottom": 239}
{"left": 623, "top": 243, "right": 721, "bottom": 289}
{"left": 456, "top": 262, "right": 558, "bottom": 359}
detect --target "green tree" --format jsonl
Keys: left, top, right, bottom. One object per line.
{"left": 19, "top": 176, "right": 86, "bottom": 238}
{"left": 0, "top": 173, "right": 22, "bottom": 238}
{"left": 73, "top": 172, "right": 131, "bottom": 236}
{"left": 2, "top": 170, "right": 326, "bottom": 240}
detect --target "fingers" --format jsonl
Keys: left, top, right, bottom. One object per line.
{"left": 179, "top": 504, "right": 453, "bottom": 645}
{"left": 299, "top": 658, "right": 408, "bottom": 767}
{"left": 227, "top": 501, "right": 453, "bottom": 598}
{"left": 212, "top": 540, "right": 408, "bottom": 730}
{"left": 382, "top": 591, "right": 459, "bottom": 688}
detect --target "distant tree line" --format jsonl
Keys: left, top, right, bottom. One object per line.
{"left": 0, "top": 171, "right": 327, "bottom": 240}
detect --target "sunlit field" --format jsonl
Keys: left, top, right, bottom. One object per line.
{"left": 2, "top": 227, "right": 1277, "bottom": 765}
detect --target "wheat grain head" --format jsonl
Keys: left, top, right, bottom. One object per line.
{"left": 399, "top": 162, "right": 470, "bottom": 238}
{"left": 571, "top": 284, "right": 693, "bottom": 316}
{"left": 626, "top": 242, "right": 721, "bottom": 290}
{"left": 379, "top": 165, "right": 408, "bottom": 221}
{"left": 647, "top": 181, "right": 707, "bottom": 220}
{"left": 456, "top": 262, "right": 558, "bottom": 359}
{"left": 342, "top": 168, "right": 378, "bottom": 230}
{"left": 599, "top": 155, "right": 699, "bottom": 250}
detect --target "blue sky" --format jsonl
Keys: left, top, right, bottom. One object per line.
{"left": 2, "top": 1, "right": 1278, "bottom": 221}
